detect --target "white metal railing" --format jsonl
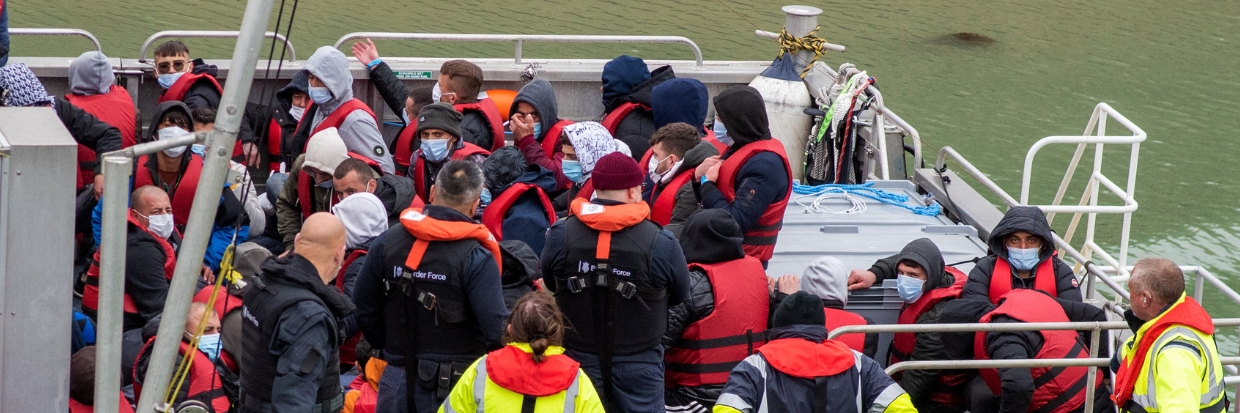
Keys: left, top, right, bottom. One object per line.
{"left": 9, "top": 28, "right": 102, "bottom": 52}
{"left": 138, "top": 30, "right": 296, "bottom": 63}
{"left": 331, "top": 32, "right": 705, "bottom": 67}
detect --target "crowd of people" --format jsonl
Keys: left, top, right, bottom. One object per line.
{"left": 9, "top": 37, "right": 1221, "bottom": 413}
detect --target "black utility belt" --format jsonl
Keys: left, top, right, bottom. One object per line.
{"left": 417, "top": 359, "right": 472, "bottom": 400}
{"left": 558, "top": 273, "right": 667, "bottom": 302}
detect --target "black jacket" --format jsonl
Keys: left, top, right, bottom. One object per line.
{"left": 124, "top": 222, "right": 172, "bottom": 331}
{"left": 182, "top": 59, "right": 222, "bottom": 111}
{"left": 963, "top": 206, "right": 1083, "bottom": 302}
{"left": 55, "top": 96, "right": 123, "bottom": 174}
{"left": 240, "top": 71, "right": 306, "bottom": 162}
{"left": 658, "top": 140, "right": 719, "bottom": 237}
{"left": 375, "top": 173, "right": 416, "bottom": 228}
{"left": 610, "top": 65, "right": 674, "bottom": 159}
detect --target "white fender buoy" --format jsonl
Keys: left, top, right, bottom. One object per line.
{"left": 749, "top": 75, "right": 813, "bottom": 180}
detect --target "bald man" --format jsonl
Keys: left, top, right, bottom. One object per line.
{"left": 239, "top": 212, "right": 356, "bottom": 413}
{"left": 82, "top": 185, "right": 178, "bottom": 331}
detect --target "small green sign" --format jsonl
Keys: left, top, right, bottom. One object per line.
{"left": 393, "top": 71, "right": 433, "bottom": 80}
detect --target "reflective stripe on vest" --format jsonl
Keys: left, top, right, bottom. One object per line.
{"left": 989, "top": 256, "right": 1058, "bottom": 304}
{"left": 715, "top": 139, "right": 792, "bottom": 262}
{"left": 1127, "top": 326, "right": 1225, "bottom": 413}
{"left": 481, "top": 182, "right": 556, "bottom": 241}
{"left": 466, "top": 355, "right": 583, "bottom": 413}
{"left": 600, "top": 102, "right": 649, "bottom": 134}
{"left": 159, "top": 72, "right": 222, "bottom": 104}
{"left": 454, "top": 99, "right": 507, "bottom": 151}
{"left": 665, "top": 257, "right": 770, "bottom": 387}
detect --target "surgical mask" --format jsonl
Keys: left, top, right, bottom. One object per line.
{"left": 422, "top": 139, "right": 449, "bottom": 162}
{"left": 157, "top": 72, "right": 185, "bottom": 90}
{"left": 401, "top": 109, "right": 411, "bottom": 125}
{"left": 431, "top": 83, "right": 442, "bottom": 102}
{"left": 713, "top": 120, "right": 733, "bottom": 147}
{"left": 288, "top": 105, "right": 305, "bottom": 122}
{"left": 196, "top": 333, "right": 222, "bottom": 361}
{"left": 146, "top": 213, "right": 175, "bottom": 239}
{"left": 896, "top": 274, "right": 926, "bottom": 303}
{"left": 308, "top": 86, "right": 332, "bottom": 105}
{"left": 1006, "top": 247, "right": 1041, "bottom": 271}
{"left": 647, "top": 155, "right": 681, "bottom": 183}
{"left": 532, "top": 123, "right": 543, "bottom": 140}
{"left": 562, "top": 160, "right": 584, "bottom": 184}
{"left": 480, "top": 188, "right": 492, "bottom": 204}
{"left": 158, "top": 127, "right": 190, "bottom": 157}
{"left": 317, "top": 180, "right": 334, "bottom": 189}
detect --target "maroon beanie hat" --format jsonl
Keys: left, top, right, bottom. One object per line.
{"left": 590, "top": 152, "right": 644, "bottom": 190}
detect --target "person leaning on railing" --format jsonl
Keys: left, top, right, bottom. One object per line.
{"left": 1112, "top": 257, "right": 1226, "bottom": 413}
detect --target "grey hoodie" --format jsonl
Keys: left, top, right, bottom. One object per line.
{"left": 69, "top": 51, "right": 114, "bottom": 96}
{"left": 303, "top": 46, "right": 394, "bottom": 174}
{"left": 510, "top": 79, "right": 560, "bottom": 142}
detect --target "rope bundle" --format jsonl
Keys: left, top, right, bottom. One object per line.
{"left": 777, "top": 25, "right": 832, "bottom": 78}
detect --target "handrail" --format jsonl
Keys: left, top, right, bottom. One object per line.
{"left": 831, "top": 319, "right": 1240, "bottom": 339}
{"left": 888, "top": 357, "right": 1240, "bottom": 376}
{"left": 138, "top": 30, "right": 296, "bottom": 63}
{"left": 864, "top": 85, "right": 921, "bottom": 180}
{"left": 9, "top": 28, "right": 102, "bottom": 52}
{"left": 332, "top": 32, "right": 705, "bottom": 67}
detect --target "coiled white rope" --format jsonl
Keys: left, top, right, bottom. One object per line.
{"left": 795, "top": 188, "right": 867, "bottom": 214}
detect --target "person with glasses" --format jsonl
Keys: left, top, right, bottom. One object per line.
{"left": 960, "top": 206, "right": 1084, "bottom": 304}
{"left": 153, "top": 40, "right": 223, "bottom": 112}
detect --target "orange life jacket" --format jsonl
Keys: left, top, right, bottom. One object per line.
{"left": 411, "top": 142, "right": 491, "bottom": 201}
{"left": 600, "top": 102, "right": 650, "bottom": 134}
{"left": 399, "top": 207, "right": 502, "bottom": 273}
{"left": 716, "top": 139, "right": 792, "bottom": 262}
{"left": 133, "top": 153, "right": 205, "bottom": 228}
{"left": 665, "top": 257, "right": 770, "bottom": 387}
{"left": 989, "top": 256, "right": 1058, "bottom": 304}
{"left": 454, "top": 99, "right": 507, "bottom": 151}
{"left": 159, "top": 72, "right": 222, "bottom": 104}
{"left": 481, "top": 182, "right": 556, "bottom": 241}
{"left": 65, "top": 86, "right": 137, "bottom": 189}
{"left": 756, "top": 338, "right": 855, "bottom": 379}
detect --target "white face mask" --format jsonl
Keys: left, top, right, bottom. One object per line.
{"left": 158, "top": 126, "right": 190, "bottom": 157}
{"left": 646, "top": 155, "right": 683, "bottom": 184}
{"left": 288, "top": 105, "right": 306, "bottom": 122}
{"left": 145, "top": 213, "right": 175, "bottom": 239}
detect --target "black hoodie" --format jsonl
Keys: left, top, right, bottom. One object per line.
{"left": 963, "top": 206, "right": 1083, "bottom": 302}
{"left": 887, "top": 238, "right": 966, "bottom": 410}
{"left": 697, "top": 86, "right": 790, "bottom": 237}
{"left": 374, "top": 174, "right": 416, "bottom": 228}
{"left": 241, "top": 71, "right": 307, "bottom": 164}
{"left": 181, "top": 58, "right": 222, "bottom": 112}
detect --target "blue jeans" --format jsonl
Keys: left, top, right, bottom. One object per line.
{"left": 265, "top": 172, "right": 288, "bottom": 206}
{"left": 568, "top": 349, "right": 667, "bottom": 413}
{"left": 375, "top": 364, "right": 444, "bottom": 413}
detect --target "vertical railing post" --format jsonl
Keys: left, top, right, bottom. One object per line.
{"left": 1084, "top": 325, "right": 1101, "bottom": 412}
{"left": 93, "top": 156, "right": 134, "bottom": 413}
{"left": 514, "top": 39, "right": 523, "bottom": 64}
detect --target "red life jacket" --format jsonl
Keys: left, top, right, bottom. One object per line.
{"left": 65, "top": 86, "right": 137, "bottom": 189}
{"left": 824, "top": 307, "right": 868, "bottom": 354}
{"left": 716, "top": 139, "right": 792, "bottom": 262}
{"left": 134, "top": 153, "right": 205, "bottom": 228}
{"left": 393, "top": 118, "right": 419, "bottom": 176}
{"left": 975, "top": 289, "right": 1102, "bottom": 413}
{"left": 485, "top": 345, "right": 582, "bottom": 397}
{"left": 300, "top": 98, "right": 379, "bottom": 140}
{"left": 192, "top": 287, "right": 242, "bottom": 324}
{"left": 1112, "top": 295, "right": 1215, "bottom": 409}
{"left": 600, "top": 102, "right": 650, "bottom": 134}
{"left": 229, "top": 116, "right": 285, "bottom": 171}
{"left": 411, "top": 142, "right": 491, "bottom": 201}
{"left": 575, "top": 179, "right": 594, "bottom": 201}
{"left": 757, "top": 338, "right": 856, "bottom": 379}
{"left": 70, "top": 393, "right": 135, "bottom": 413}
{"left": 648, "top": 169, "right": 694, "bottom": 226}
{"left": 989, "top": 256, "right": 1058, "bottom": 304}
{"left": 335, "top": 249, "right": 367, "bottom": 366}
{"left": 665, "top": 257, "right": 770, "bottom": 387}
{"left": 132, "top": 340, "right": 230, "bottom": 413}
{"left": 702, "top": 128, "right": 727, "bottom": 153}
{"left": 159, "top": 72, "right": 223, "bottom": 104}
{"left": 82, "top": 212, "right": 178, "bottom": 314}
{"left": 481, "top": 182, "right": 556, "bottom": 241}
{"left": 889, "top": 267, "right": 970, "bottom": 407}
{"left": 297, "top": 152, "right": 383, "bottom": 218}
{"left": 454, "top": 99, "right": 506, "bottom": 151}
{"left": 540, "top": 119, "right": 575, "bottom": 156}
{"left": 350, "top": 377, "right": 380, "bottom": 413}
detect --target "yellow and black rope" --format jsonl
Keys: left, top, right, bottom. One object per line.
{"left": 777, "top": 25, "right": 831, "bottom": 78}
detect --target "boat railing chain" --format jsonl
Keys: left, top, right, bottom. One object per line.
{"left": 9, "top": 28, "right": 102, "bottom": 52}
{"left": 331, "top": 32, "right": 705, "bottom": 67}
{"left": 138, "top": 30, "right": 296, "bottom": 63}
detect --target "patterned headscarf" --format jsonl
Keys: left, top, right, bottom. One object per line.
{"left": 562, "top": 122, "right": 618, "bottom": 175}
{"left": 0, "top": 64, "right": 55, "bottom": 108}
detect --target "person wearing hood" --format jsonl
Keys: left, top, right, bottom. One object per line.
{"left": 352, "top": 160, "right": 506, "bottom": 413}
{"left": 242, "top": 70, "right": 310, "bottom": 172}
{"left": 240, "top": 213, "right": 356, "bottom": 412}
{"left": 408, "top": 102, "right": 490, "bottom": 202}
{"left": 875, "top": 238, "right": 971, "bottom": 413}
{"left": 481, "top": 147, "right": 558, "bottom": 256}
{"left": 789, "top": 256, "right": 879, "bottom": 358}
{"left": 695, "top": 86, "right": 792, "bottom": 266}
{"left": 663, "top": 209, "right": 769, "bottom": 413}
{"left": 510, "top": 79, "right": 575, "bottom": 158}
{"left": 132, "top": 302, "right": 232, "bottom": 413}
{"left": 133, "top": 101, "right": 203, "bottom": 228}
{"left": 497, "top": 240, "right": 541, "bottom": 310}
{"left": 962, "top": 206, "right": 1083, "bottom": 303}
{"left": 333, "top": 157, "right": 420, "bottom": 229}
{"left": 331, "top": 191, "right": 390, "bottom": 300}
{"left": 153, "top": 40, "right": 223, "bottom": 111}
{"left": 938, "top": 293, "right": 1112, "bottom": 413}
{"left": 713, "top": 291, "right": 916, "bottom": 413}
{"left": 193, "top": 107, "right": 267, "bottom": 241}
{"left": 599, "top": 55, "right": 675, "bottom": 159}
{"left": 65, "top": 51, "right": 137, "bottom": 190}
{"left": 546, "top": 122, "right": 621, "bottom": 215}
{"left": 541, "top": 152, "right": 690, "bottom": 413}
{"left": 391, "top": 85, "right": 436, "bottom": 176}
{"left": 644, "top": 123, "right": 718, "bottom": 235}
{"left": 290, "top": 46, "right": 393, "bottom": 174}
{"left": 277, "top": 127, "right": 351, "bottom": 250}
{"left": 0, "top": 63, "right": 122, "bottom": 200}
{"left": 650, "top": 77, "right": 727, "bottom": 151}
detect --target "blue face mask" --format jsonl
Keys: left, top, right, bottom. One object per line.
{"left": 197, "top": 333, "right": 222, "bottom": 361}
{"left": 317, "top": 179, "right": 334, "bottom": 189}
{"left": 422, "top": 139, "right": 450, "bottom": 162}
{"left": 308, "top": 86, "right": 332, "bottom": 105}
{"left": 533, "top": 123, "right": 543, "bottom": 140}
{"left": 896, "top": 274, "right": 926, "bottom": 303}
{"left": 713, "top": 120, "right": 733, "bottom": 147}
{"left": 480, "top": 188, "right": 493, "bottom": 204}
{"left": 562, "top": 160, "right": 584, "bottom": 184}
{"left": 1006, "top": 247, "right": 1041, "bottom": 271}
{"left": 158, "top": 72, "right": 185, "bottom": 90}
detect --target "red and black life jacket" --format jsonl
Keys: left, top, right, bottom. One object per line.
{"left": 540, "top": 119, "right": 575, "bottom": 156}
{"left": 393, "top": 118, "right": 419, "bottom": 176}
{"left": 296, "top": 152, "right": 383, "bottom": 218}
{"left": 975, "top": 289, "right": 1101, "bottom": 413}
{"left": 716, "top": 139, "right": 792, "bottom": 262}
{"left": 481, "top": 182, "right": 556, "bottom": 241}
{"left": 159, "top": 72, "right": 223, "bottom": 104}
{"left": 647, "top": 169, "right": 695, "bottom": 227}
{"left": 411, "top": 142, "right": 491, "bottom": 201}
{"left": 134, "top": 153, "right": 205, "bottom": 228}
{"left": 133, "top": 340, "right": 231, "bottom": 413}
{"left": 70, "top": 393, "right": 135, "bottom": 413}
{"left": 665, "top": 257, "right": 770, "bottom": 387}
{"left": 574, "top": 179, "right": 595, "bottom": 202}
{"left": 824, "top": 307, "right": 868, "bottom": 354}
{"left": 454, "top": 99, "right": 506, "bottom": 151}
{"left": 889, "top": 267, "right": 970, "bottom": 407}
{"left": 600, "top": 102, "right": 650, "bottom": 134}
{"left": 266, "top": 117, "right": 283, "bottom": 171}
{"left": 65, "top": 86, "right": 137, "bottom": 189}
{"left": 335, "top": 249, "right": 367, "bottom": 366}
{"left": 989, "top": 256, "right": 1058, "bottom": 304}
{"left": 82, "top": 212, "right": 179, "bottom": 315}
{"left": 299, "top": 99, "right": 379, "bottom": 144}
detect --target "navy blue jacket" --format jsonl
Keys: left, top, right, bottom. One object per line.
{"left": 495, "top": 166, "right": 558, "bottom": 256}
{"left": 698, "top": 151, "right": 790, "bottom": 233}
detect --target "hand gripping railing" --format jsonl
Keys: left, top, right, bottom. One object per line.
{"left": 332, "top": 32, "right": 705, "bottom": 67}
{"left": 9, "top": 28, "right": 102, "bottom": 52}
{"left": 138, "top": 30, "right": 296, "bottom": 63}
